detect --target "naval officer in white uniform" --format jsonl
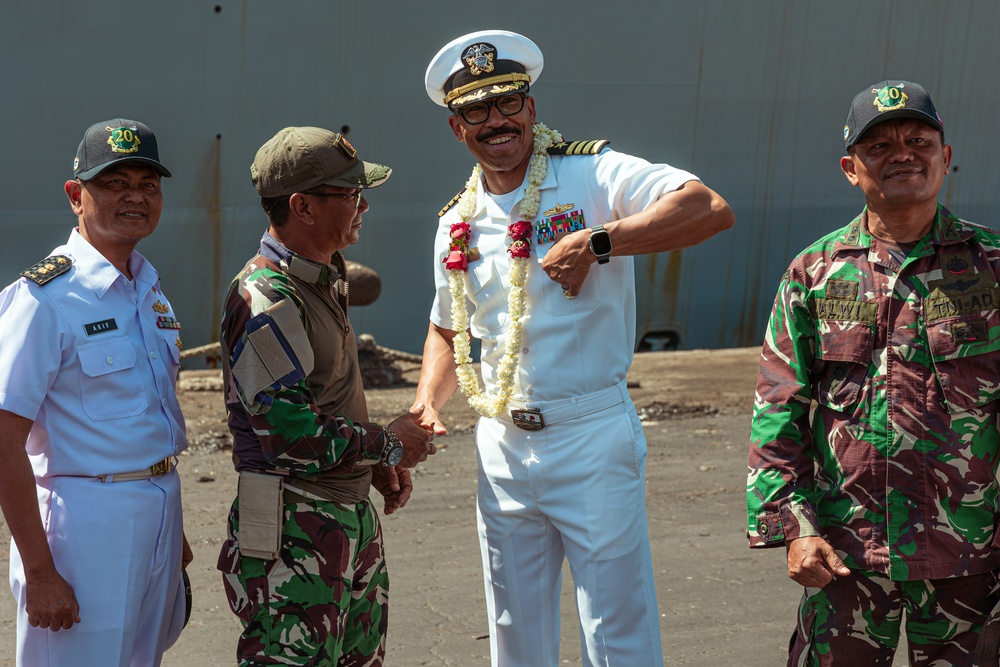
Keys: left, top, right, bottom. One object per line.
{"left": 0, "top": 118, "right": 190, "bottom": 667}
{"left": 413, "top": 30, "right": 735, "bottom": 666}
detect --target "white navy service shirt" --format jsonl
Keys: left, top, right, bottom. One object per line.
{"left": 0, "top": 230, "right": 187, "bottom": 477}
{"left": 431, "top": 148, "right": 698, "bottom": 402}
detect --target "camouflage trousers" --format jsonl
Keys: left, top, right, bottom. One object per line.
{"left": 218, "top": 495, "right": 388, "bottom": 667}
{"left": 788, "top": 566, "right": 1000, "bottom": 666}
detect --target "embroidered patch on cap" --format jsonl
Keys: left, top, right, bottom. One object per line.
{"left": 337, "top": 135, "right": 356, "bottom": 159}
{"left": 106, "top": 125, "right": 141, "bottom": 154}
{"left": 872, "top": 84, "right": 907, "bottom": 113}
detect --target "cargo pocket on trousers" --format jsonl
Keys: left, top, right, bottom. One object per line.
{"left": 788, "top": 592, "right": 820, "bottom": 664}
{"left": 218, "top": 538, "right": 255, "bottom": 624}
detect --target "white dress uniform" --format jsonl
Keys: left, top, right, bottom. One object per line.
{"left": 431, "top": 147, "right": 698, "bottom": 666}
{"left": 0, "top": 229, "right": 187, "bottom": 667}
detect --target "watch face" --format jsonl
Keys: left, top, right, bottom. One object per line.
{"left": 590, "top": 229, "right": 612, "bottom": 256}
{"left": 384, "top": 444, "right": 404, "bottom": 467}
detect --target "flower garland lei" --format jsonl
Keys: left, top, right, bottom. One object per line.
{"left": 444, "top": 122, "right": 563, "bottom": 417}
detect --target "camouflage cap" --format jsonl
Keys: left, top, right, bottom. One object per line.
{"left": 844, "top": 80, "right": 944, "bottom": 150}
{"left": 73, "top": 118, "right": 171, "bottom": 181}
{"left": 250, "top": 126, "right": 391, "bottom": 198}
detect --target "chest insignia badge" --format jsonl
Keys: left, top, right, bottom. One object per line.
{"left": 946, "top": 257, "right": 969, "bottom": 275}
{"left": 826, "top": 280, "right": 859, "bottom": 300}
{"left": 542, "top": 202, "right": 574, "bottom": 217}
{"left": 157, "top": 316, "right": 182, "bottom": 330}
{"left": 536, "top": 208, "right": 586, "bottom": 245}
{"left": 152, "top": 300, "right": 169, "bottom": 314}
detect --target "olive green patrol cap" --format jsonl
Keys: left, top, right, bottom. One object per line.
{"left": 251, "top": 126, "right": 391, "bottom": 198}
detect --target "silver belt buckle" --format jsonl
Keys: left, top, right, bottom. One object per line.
{"left": 511, "top": 407, "right": 544, "bottom": 430}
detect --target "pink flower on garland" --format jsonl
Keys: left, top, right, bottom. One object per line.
{"left": 443, "top": 250, "right": 468, "bottom": 271}
{"left": 445, "top": 222, "right": 473, "bottom": 272}
{"left": 507, "top": 221, "right": 532, "bottom": 259}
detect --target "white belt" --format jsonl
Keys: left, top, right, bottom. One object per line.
{"left": 500, "top": 380, "right": 629, "bottom": 430}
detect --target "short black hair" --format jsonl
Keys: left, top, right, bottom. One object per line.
{"left": 260, "top": 196, "right": 291, "bottom": 227}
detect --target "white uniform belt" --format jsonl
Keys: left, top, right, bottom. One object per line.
{"left": 501, "top": 379, "right": 629, "bottom": 428}
{"left": 97, "top": 456, "right": 177, "bottom": 483}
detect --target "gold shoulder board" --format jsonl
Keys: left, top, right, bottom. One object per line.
{"left": 21, "top": 255, "right": 73, "bottom": 286}
{"left": 439, "top": 187, "right": 467, "bottom": 217}
{"left": 546, "top": 139, "right": 611, "bottom": 156}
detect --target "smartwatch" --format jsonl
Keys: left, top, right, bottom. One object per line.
{"left": 381, "top": 429, "right": 405, "bottom": 467}
{"left": 588, "top": 225, "right": 612, "bottom": 265}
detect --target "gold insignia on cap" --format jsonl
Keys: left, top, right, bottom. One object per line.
{"left": 153, "top": 301, "right": 169, "bottom": 314}
{"left": 543, "top": 203, "right": 574, "bottom": 217}
{"left": 337, "top": 136, "right": 356, "bottom": 159}
{"left": 106, "top": 126, "right": 141, "bottom": 154}
{"left": 872, "top": 84, "right": 907, "bottom": 113}
{"left": 463, "top": 42, "right": 496, "bottom": 76}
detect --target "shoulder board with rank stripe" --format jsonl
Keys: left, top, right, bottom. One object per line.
{"left": 547, "top": 139, "right": 611, "bottom": 156}
{"left": 21, "top": 255, "right": 73, "bottom": 286}
{"left": 439, "top": 187, "right": 467, "bottom": 217}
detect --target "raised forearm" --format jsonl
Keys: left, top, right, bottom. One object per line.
{"left": 605, "top": 180, "right": 734, "bottom": 257}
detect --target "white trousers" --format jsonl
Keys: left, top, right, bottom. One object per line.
{"left": 10, "top": 471, "right": 184, "bottom": 667}
{"left": 475, "top": 395, "right": 663, "bottom": 667}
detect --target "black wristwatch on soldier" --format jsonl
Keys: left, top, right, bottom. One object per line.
{"left": 589, "top": 225, "right": 612, "bottom": 265}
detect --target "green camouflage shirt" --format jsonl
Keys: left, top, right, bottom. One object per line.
{"left": 747, "top": 205, "right": 1000, "bottom": 580}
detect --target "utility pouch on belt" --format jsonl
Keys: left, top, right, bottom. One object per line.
{"left": 237, "top": 471, "right": 284, "bottom": 560}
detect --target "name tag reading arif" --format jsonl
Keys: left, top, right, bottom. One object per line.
{"left": 84, "top": 318, "right": 118, "bottom": 336}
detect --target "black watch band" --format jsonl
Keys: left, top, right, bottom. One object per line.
{"left": 589, "top": 225, "right": 612, "bottom": 265}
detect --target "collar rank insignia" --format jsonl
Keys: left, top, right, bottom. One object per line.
{"left": 106, "top": 125, "right": 141, "bottom": 154}
{"left": 872, "top": 84, "right": 907, "bottom": 113}
{"left": 21, "top": 255, "right": 72, "bottom": 286}
{"left": 543, "top": 202, "right": 574, "bottom": 217}
{"left": 157, "top": 316, "right": 181, "bottom": 330}
{"left": 153, "top": 300, "right": 170, "bottom": 314}
{"left": 462, "top": 42, "right": 496, "bottom": 76}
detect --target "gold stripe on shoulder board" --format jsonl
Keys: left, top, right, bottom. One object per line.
{"left": 546, "top": 139, "right": 611, "bottom": 156}
{"left": 21, "top": 255, "right": 73, "bottom": 286}
{"left": 439, "top": 187, "right": 467, "bottom": 217}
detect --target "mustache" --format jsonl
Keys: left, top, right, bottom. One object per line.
{"left": 883, "top": 165, "right": 921, "bottom": 178}
{"left": 476, "top": 125, "right": 521, "bottom": 142}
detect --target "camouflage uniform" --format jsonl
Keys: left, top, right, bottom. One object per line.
{"left": 747, "top": 206, "right": 1000, "bottom": 665}
{"left": 218, "top": 232, "right": 393, "bottom": 666}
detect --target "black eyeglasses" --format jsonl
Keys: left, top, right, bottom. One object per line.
{"left": 453, "top": 93, "right": 526, "bottom": 125}
{"left": 303, "top": 189, "right": 363, "bottom": 208}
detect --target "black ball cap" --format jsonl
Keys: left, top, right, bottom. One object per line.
{"left": 73, "top": 118, "right": 172, "bottom": 180}
{"left": 843, "top": 80, "right": 944, "bottom": 150}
